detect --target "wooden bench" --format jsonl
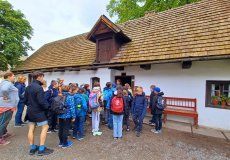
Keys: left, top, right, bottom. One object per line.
{"left": 163, "top": 97, "right": 198, "bottom": 128}
{"left": 146, "top": 96, "right": 198, "bottom": 128}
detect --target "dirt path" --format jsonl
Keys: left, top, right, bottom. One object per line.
{"left": 0, "top": 121, "right": 229, "bottom": 160}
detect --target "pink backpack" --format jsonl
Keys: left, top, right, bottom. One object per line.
{"left": 89, "top": 92, "right": 99, "bottom": 109}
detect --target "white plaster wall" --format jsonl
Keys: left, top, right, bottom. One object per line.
{"left": 43, "top": 68, "right": 112, "bottom": 90}
{"left": 113, "top": 60, "right": 230, "bottom": 130}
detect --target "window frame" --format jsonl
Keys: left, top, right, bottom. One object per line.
{"left": 205, "top": 80, "right": 230, "bottom": 109}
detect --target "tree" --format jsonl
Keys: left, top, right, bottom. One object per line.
{"left": 107, "top": 0, "right": 201, "bottom": 23}
{"left": 0, "top": 0, "right": 33, "bottom": 71}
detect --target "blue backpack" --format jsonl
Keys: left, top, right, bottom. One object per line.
{"left": 74, "top": 94, "right": 82, "bottom": 110}
{"left": 156, "top": 96, "right": 166, "bottom": 110}
{"left": 103, "top": 88, "right": 113, "bottom": 102}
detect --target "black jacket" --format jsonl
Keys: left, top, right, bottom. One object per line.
{"left": 149, "top": 91, "right": 157, "bottom": 114}
{"left": 123, "top": 95, "right": 131, "bottom": 115}
{"left": 152, "top": 92, "right": 164, "bottom": 115}
{"left": 24, "top": 80, "right": 49, "bottom": 122}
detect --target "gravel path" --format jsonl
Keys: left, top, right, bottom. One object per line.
{"left": 0, "top": 120, "right": 229, "bottom": 160}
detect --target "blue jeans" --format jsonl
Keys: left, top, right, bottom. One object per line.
{"left": 113, "top": 115, "right": 123, "bottom": 138}
{"left": 15, "top": 102, "right": 25, "bottom": 125}
{"left": 73, "top": 116, "right": 85, "bottom": 138}
{"left": 0, "top": 110, "right": 13, "bottom": 137}
{"left": 133, "top": 112, "right": 144, "bottom": 132}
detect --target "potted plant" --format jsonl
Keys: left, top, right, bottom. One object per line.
{"left": 220, "top": 95, "right": 227, "bottom": 107}
{"left": 211, "top": 96, "right": 219, "bottom": 106}
{"left": 226, "top": 97, "right": 230, "bottom": 106}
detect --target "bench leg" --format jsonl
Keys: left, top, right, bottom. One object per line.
{"left": 163, "top": 113, "right": 167, "bottom": 123}
{"left": 194, "top": 116, "right": 198, "bottom": 129}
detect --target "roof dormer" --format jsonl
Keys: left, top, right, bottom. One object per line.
{"left": 87, "top": 15, "right": 131, "bottom": 63}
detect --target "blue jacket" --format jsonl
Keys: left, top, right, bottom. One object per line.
{"left": 132, "top": 93, "right": 147, "bottom": 119}
{"left": 58, "top": 93, "right": 76, "bottom": 119}
{"left": 45, "top": 85, "right": 59, "bottom": 106}
{"left": 14, "top": 82, "right": 26, "bottom": 102}
{"left": 74, "top": 93, "right": 87, "bottom": 117}
{"left": 103, "top": 87, "right": 113, "bottom": 109}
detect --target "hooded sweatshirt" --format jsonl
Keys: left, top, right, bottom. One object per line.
{"left": 0, "top": 80, "right": 19, "bottom": 108}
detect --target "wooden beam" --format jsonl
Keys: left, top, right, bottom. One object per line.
{"left": 109, "top": 66, "right": 124, "bottom": 71}
{"left": 140, "top": 64, "right": 151, "bottom": 70}
{"left": 52, "top": 68, "right": 65, "bottom": 72}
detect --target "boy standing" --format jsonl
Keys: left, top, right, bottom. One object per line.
{"left": 132, "top": 87, "right": 147, "bottom": 137}
{"left": 151, "top": 87, "right": 164, "bottom": 134}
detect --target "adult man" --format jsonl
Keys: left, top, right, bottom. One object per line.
{"left": 24, "top": 71, "right": 53, "bottom": 156}
{"left": 45, "top": 80, "right": 59, "bottom": 133}
{"left": 0, "top": 72, "right": 19, "bottom": 145}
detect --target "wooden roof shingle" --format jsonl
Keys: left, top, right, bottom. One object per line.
{"left": 16, "top": 0, "right": 230, "bottom": 71}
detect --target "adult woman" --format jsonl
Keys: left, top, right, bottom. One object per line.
{"left": 14, "top": 75, "right": 27, "bottom": 127}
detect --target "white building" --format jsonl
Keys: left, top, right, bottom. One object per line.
{"left": 15, "top": 0, "right": 230, "bottom": 130}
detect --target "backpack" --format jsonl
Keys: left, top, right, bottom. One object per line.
{"left": 45, "top": 89, "right": 54, "bottom": 104}
{"left": 103, "top": 88, "right": 113, "bottom": 102}
{"left": 89, "top": 92, "right": 99, "bottom": 109}
{"left": 111, "top": 96, "right": 124, "bottom": 113}
{"left": 156, "top": 96, "right": 166, "bottom": 111}
{"left": 75, "top": 94, "right": 82, "bottom": 110}
{"left": 50, "top": 96, "right": 66, "bottom": 114}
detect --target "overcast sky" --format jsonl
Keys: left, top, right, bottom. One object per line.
{"left": 8, "top": 0, "right": 116, "bottom": 56}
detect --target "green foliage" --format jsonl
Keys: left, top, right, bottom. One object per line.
{"left": 0, "top": 0, "right": 33, "bottom": 71}
{"left": 107, "top": 0, "right": 201, "bottom": 23}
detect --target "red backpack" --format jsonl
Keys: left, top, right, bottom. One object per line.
{"left": 111, "top": 96, "right": 124, "bottom": 113}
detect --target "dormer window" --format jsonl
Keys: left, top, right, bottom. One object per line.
{"left": 87, "top": 15, "right": 131, "bottom": 63}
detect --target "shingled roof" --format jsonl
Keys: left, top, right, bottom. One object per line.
{"left": 16, "top": 0, "right": 230, "bottom": 71}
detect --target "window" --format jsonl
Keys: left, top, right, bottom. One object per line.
{"left": 91, "top": 77, "right": 100, "bottom": 89}
{"left": 206, "top": 81, "right": 230, "bottom": 109}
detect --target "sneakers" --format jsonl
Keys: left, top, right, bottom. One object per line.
{"left": 149, "top": 122, "right": 155, "bottom": 126}
{"left": 113, "top": 137, "right": 118, "bottom": 140}
{"left": 29, "top": 145, "right": 38, "bottom": 155}
{"left": 62, "top": 141, "right": 73, "bottom": 149}
{"left": 2, "top": 133, "right": 14, "bottom": 139}
{"left": 126, "top": 128, "right": 130, "bottom": 132}
{"left": 47, "top": 129, "right": 55, "bottom": 133}
{"left": 77, "top": 137, "right": 84, "bottom": 141}
{"left": 151, "top": 129, "right": 156, "bottom": 133}
{"left": 93, "top": 131, "right": 102, "bottom": 136}
{"left": 0, "top": 138, "right": 10, "bottom": 145}
{"left": 58, "top": 143, "right": 63, "bottom": 147}
{"left": 37, "top": 147, "right": 54, "bottom": 156}
{"left": 153, "top": 130, "right": 162, "bottom": 134}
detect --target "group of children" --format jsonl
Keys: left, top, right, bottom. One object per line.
{"left": 46, "top": 80, "right": 164, "bottom": 148}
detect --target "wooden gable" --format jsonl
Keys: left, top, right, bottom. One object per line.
{"left": 87, "top": 15, "right": 131, "bottom": 63}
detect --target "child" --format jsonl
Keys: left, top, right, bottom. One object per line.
{"left": 73, "top": 89, "right": 87, "bottom": 140}
{"left": 103, "top": 82, "right": 113, "bottom": 128}
{"left": 132, "top": 87, "right": 147, "bottom": 137}
{"left": 111, "top": 89, "right": 124, "bottom": 139}
{"left": 89, "top": 87, "right": 103, "bottom": 136}
{"left": 58, "top": 85, "right": 76, "bottom": 148}
{"left": 151, "top": 87, "right": 164, "bottom": 134}
{"left": 123, "top": 90, "right": 132, "bottom": 131}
